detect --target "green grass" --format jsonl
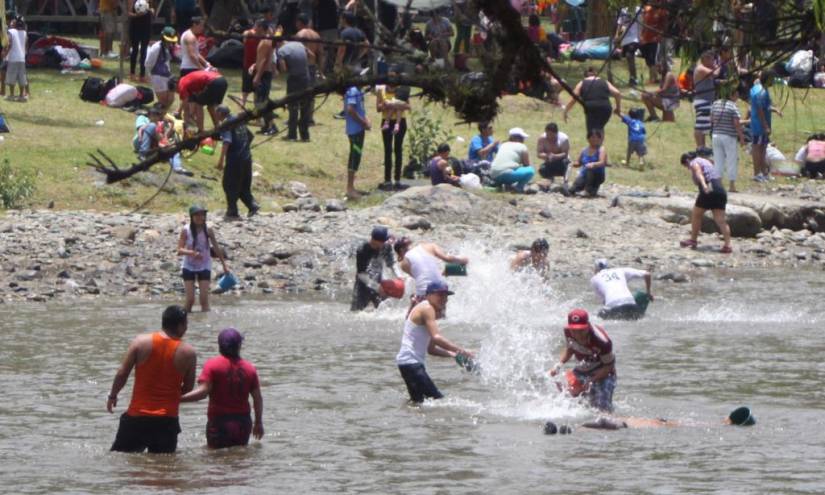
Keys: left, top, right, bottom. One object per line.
{"left": 1, "top": 36, "right": 824, "bottom": 213}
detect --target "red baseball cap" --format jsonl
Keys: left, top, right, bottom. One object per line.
{"left": 565, "top": 308, "right": 591, "bottom": 331}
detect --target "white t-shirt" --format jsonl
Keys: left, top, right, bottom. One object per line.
{"left": 591, "top": 268, "right": 647, "bottom": 309}
{"left": 6, "top": 28, "right": 27, "bottom": 63}
{"left": 618, "top": 7, "right": 640, "bottom": 47}
{"left": 179, "top": 30, "right": 200, "bottom": 70}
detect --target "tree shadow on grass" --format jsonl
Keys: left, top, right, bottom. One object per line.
{"left": 3, "top": 109, "right": 95, "bottom": 128}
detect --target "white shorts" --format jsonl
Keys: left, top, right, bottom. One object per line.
{"left": 712, "top": 133, "right": 739, "bottom": 181}
{"left": 151, "top": 75, "right": 170, "bottom": 94}
{"left": 5, "top": 61, "right": 27, "bottom": 86}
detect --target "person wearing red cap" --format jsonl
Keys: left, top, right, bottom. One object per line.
{"left": 548, "top": 309, "right": 616, "bottom": 412}
{"left": 181, "top": 328, "right": 264, "bottom": 448}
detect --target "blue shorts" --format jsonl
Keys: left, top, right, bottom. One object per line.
{"left": 398, "top": 363, "right": 443, "bottom": 403}
{"left": 182, "top": 268, "right": 211, "bottom": 282}
{"left": 752, "top": 134, "right": 770, "bottom": 145}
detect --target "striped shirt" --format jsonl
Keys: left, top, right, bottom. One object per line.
{"left": 710, "top": 99, "right": 741, "bottom": 137}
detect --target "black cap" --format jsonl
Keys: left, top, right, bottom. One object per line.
{"left": 371, "top": 226, "right": 389, "bottom": 242}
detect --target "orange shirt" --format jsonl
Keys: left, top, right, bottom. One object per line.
{"left": 640, "top": 5, "right": 666, "bottom": 45}
{"left": 127, "top": 332, "right": 184, "bottom": 417}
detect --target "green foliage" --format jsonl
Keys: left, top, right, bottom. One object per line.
{"left": 406, "top": 106, "right": 454, "bottom": 169}
{"left": 815, "top": 0, "right": 825, "bottom": 30}
{"left": 0, "top": 159, "right": 36, "bottom": 209}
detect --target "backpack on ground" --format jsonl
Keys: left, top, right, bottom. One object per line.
{"left": 80, "top": 76, "right": 106, "bottom": 102}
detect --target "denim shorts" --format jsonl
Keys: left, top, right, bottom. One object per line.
{"left": 586, "top": 374, "right": 617, "bottom": 413}
{"left": 182, "top": 268, "right": 211, "bottom": 282}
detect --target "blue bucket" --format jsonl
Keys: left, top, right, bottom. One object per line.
{"left": 217, "top": 272, "right": 238, "bottom": 291}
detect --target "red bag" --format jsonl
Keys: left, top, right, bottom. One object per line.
{"left": 380, "top": 279, "right": 405, "bottom": 299}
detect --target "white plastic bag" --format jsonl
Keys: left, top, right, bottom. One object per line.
{"left": 105, "top": 83, "right": 139, "bottom": 107}
{"left": 459, "top": 173, "right": 482, "bottom": 189}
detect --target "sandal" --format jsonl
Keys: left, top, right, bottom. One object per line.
{"left": 679, "top": 239, "right": 698, "bottom": 249}
{"left": 720, "top": 245, "right": 733, "bottom": 254}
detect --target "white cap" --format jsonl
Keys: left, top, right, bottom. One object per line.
{"left": 508, "top": 127, "right": 529, "bottom": 139}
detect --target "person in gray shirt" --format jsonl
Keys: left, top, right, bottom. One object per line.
{"left": 276, "top": 40, "right": 311, "bottom": 141}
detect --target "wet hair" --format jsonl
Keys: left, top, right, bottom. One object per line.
{"left": 528, "top": 14, "right": 540, "bottom": 27}
{"left": 545, "top": 122, "right": 558, "bottom": 133}
{"left": 808, "top": 133, "right": 825, "bottom": 142}
{"left": 680, "top": 151, "right": 697, "bottom": 165}
{"left": 586, "top": 129, "right": 603, "bottom": 140}
{"left": 162, "top": 305, "right": 187, "bottom": 332}
{"left": 437, "top": 143, "right": 451, "bottom": 154}
{"left": 296, "top": 13, "right": 310, "bottom": 27}
{"left": 393, "top": 236, "right": 412, "bottom": 254}
{"left": 478, "top": 121, "right": 492, "bottom": 133}
{"left": 531, "top": 238, "right": 549, "bottom": 252}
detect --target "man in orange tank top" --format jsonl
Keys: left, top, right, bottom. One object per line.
{"left": 107, "top": 305, "right": 197, "bottom": 453}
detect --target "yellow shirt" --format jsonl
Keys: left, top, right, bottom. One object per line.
{"left": 376, "top": 85, "right": 407, "bottom": 120}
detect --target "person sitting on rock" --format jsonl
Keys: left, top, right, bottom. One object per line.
{"left": 794, "top": 133, "right": 825, "bottom": 179}
{"left": 590, "top": 259, "right": 653, "bottom": 321}
{"left": 428, "top": 143, "right": 461, "bottom": 187}
{"left": 569, "top": 129, "right": 608, "bottom": 197}
{"left": 490, "top": 128, "right": 534, "bottom": 192}
{"left": 536, "top": 122, "right": 571, "bottom": 192}
{"left": 510, "top": 238, "right": 550, "bottom": 275}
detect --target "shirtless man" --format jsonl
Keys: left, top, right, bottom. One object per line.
{"left": 251, "top": 22, "right": 276, "bottom": 135}
{"left": 396, "top": 281, "right": 474, "bottom": 403}
{"left": 107, "top": 305, "right": 197, "bottom": 453}
{"left": 510, "top": 238, "right": 550, "bottom": 275}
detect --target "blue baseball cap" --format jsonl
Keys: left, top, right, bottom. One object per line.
{"left": 371, "top": 226, "right": 390, "bottom": 242}
{"left": 426, "top": 280, "right": 454, "bottom": 295}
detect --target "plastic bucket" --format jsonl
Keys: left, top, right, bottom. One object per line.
{"left": 728, "top": 406, "right": 756, "bottom": 426}
{"left": 444, "top": 263, "right": 467, "bottom": 276}
{"left": 217, "top": 272, "right": 238, "bottom": 291}
{"left": 566, "top": 369, "right": 586, "bottom": 397}
{"left": 380, "top": 278, "right": 405, "bottom": 299}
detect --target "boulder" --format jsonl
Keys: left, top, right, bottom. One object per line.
{"left": 618, "top": 195, "right": 762, "bottom": 237}
{"left": 402, "top": 216, "right": 432, "bottom": 230}
{"left": 289, "top": 181, "right": 311, "bottom": 198}
{"left": 379, "top": 185, "right": 518, "bottom": 226}
{"left": 112, "top": 226, "right": 137, "bottom": 242}
{"left": 296, "top": 197, "right": 321, "bottom": 212}
{"left": 325, "top": 199, "right": 347, "bottom": 212}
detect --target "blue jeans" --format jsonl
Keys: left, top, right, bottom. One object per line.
{"left": 587, "top": 374, "right": 617, "bottom": 412}
{"left": 398, "top": 363, "right": 443, "bottom": 403}
{"left": 494, "top": 166, "right": 535, "bottom": 191}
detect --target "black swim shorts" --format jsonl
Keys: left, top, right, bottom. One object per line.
{"left": 110, "top": 413, "right": 181, "bottom": 454}
{"left": 206, "top": 414, "right": 252, "bottom": 449}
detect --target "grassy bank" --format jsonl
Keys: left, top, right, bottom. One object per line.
{"left": 1, "top": 39, "right": 824, "bottom": 213}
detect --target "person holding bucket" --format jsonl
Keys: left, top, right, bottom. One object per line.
{"left": 393, "top": 237, "right": 469, "bottom": 313}
{"left": 177, "top": 205, "right": 230, "bottom": 312}
{"left": 548, "top": 309, "right": 616, "bottom": 412}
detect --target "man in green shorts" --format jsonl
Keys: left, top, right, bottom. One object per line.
{"left": 344, "top": 85, "right": 371, "bottom": 200}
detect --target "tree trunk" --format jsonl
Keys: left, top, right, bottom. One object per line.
{"left": 587, "top": 0, "right": 613, "bottom": 38}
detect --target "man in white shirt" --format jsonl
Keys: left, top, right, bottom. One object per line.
{"left": 3, "top": 18, "right": 28, "bottom": 101}
{"left": 590, "top": 259, "right": 653, "bottom": 320}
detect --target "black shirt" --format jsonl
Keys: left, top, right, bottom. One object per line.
{"left": 355, "top": 241, "right": 395, "bottom": 283}
{"left": 313, "top": 0, "right": 340, "bottom": 31}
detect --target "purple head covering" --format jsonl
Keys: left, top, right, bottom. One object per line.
{"left": 218, "top": 328, "right": 244, "bottom": 358}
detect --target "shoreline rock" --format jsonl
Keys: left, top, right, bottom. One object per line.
{"left": 1, "top": 183, "right": 824, "bottom": 303}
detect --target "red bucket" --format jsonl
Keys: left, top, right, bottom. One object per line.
{"left": 380, "top": 279, "right": 405, "bottom": 299}
{"left": 566, "top": 370, "right": 586, "bottom": 397}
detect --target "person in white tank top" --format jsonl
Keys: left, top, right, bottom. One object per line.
{"left": 393, "top": 239, "right": 469, "bottom": 297}
{"left": 396, "top": 281, "right": 474, "bottom": 403}
{"left": 179, "top": 17, "right": 210, "bottom": 74}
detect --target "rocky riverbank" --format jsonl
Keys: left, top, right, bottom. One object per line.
{"left": 1, "top": 182, "right": 824, "bottom": 304}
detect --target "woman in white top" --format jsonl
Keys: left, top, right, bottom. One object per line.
{"left": 177, "top": 205, "right": 229, "bottom": 312}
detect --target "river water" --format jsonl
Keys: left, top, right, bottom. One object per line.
{"left": 1, "top": 248, "right": 823, "bottom": 494}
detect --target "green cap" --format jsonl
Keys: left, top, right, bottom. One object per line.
{"left": 189, "top": 205, "right": 207, "bottom": 216}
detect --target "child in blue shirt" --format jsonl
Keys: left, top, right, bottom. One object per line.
{"left": 621, "top": 108, "right": 647, "bottom": 169}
